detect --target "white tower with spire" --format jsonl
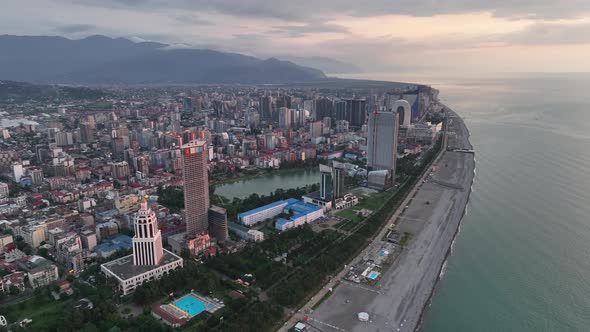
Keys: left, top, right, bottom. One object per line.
{"left": 132, "top": 196, "right": 164, "bottom": 266}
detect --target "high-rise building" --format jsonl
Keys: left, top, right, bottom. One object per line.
{"left": 133, "top": 198, "right": 164, "bottom": 266}
{"left": 331, "top": 162, "right": 345, "bottom": 201}
{"left": 303, "top": 100, "right": 315, "bottom": 116}
{"left": 322, "top": 117, "right": 332, "bottom": 134}
{"left": 335, "top": 100, "right": 347, "bottom": 121}
{"left": 278, "top": 107, "right": 292, "bottom": 128}
{"left": 319, "top": 164, "right": 333, "bottom": 200}
{"left": 111, "top": 161, "right": 130, "bottom": 180}
{"left": 55, "top": 131, "right": 74, "bottom": 147}
{"left": 101, "top": 199, "right": 183, "bottom": 295}
{"left": 111, "top": 137, "right": 126, "bottom": 160}
{"left": 314, "top": 97, "right": 333, "bottom": 120}
{"left": 367, "top": 110, "right": 399, "bottom": 184}
{"left": 309, "top": 121, "right": 323, "bottom": 138}
{"left": 259, "top": 96, "right": 274, "bottom": 121}
{"left": 345, "top": 98, "right": 367, "bottom": 128}
{"left": 79, "top": 123, "right": 95, "bottom": 144}
{"left": 28, "top": 168, "right": 44, "bottom": 185}
{"left": 276, "top": 94, "right": 292, "bottom": 109}
{"left": 208, "top": 206, "right": 229, "bottom": 242}
{"left": 393, "top": 99, "right": 412, "bottom": 127}
{"left": 264, "top": 133, "right": 276, "bottom": 150}
{"left": 182, "top": 140, "right": 210, "bottom": 237}
{"left": 297, "top": 108, "right": 308, "bottom": 127}
{"left": 13, "top": 162, "right": 23, "bottom": 182}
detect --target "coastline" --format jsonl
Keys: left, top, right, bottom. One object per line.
{"left": 285, "top": 106, "right": 475, "bottom": 332}
{"left": 415, "top": 108, "right": 475, "bottom": 331}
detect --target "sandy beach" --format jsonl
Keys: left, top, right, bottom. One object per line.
{"left": 283, "top": 108, "right": 475, "bottom": 332}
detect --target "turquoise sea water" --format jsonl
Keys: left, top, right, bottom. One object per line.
{"left": 419, "top": 74, "right": 590, "bottom": 331}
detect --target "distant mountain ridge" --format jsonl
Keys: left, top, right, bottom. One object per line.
{"left": 0, "top": 35, "right": 327, "bottom": 84}
{"left": 278, "top": 56, "right": 362, "bottom": 74}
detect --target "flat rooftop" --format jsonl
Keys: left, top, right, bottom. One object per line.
{"left": 238, "top": 200, "right": 289, "bottom": 219}
{"left": 101, "top": 249, "right": 182, "bottom": 281}
{"left": 303, "top": 190, "right": 332, "bottom": 202}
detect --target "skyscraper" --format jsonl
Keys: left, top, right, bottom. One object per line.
{"left": 276, "top": 94, "right": 292, "bottom": 109}
{"left": 278, "top": 107, "right": 292, "bottom": 128}
{"left": 319, "top": 164, "right": 333, "bottom": 200}
{"left": 259, "top": 96, "right": 274, "bottom": 121}
{"left": 182, "top": 140, "right": 210, "bottom": 237}
{"left": 331, "top": 161, "right": 346, "bottom": 201}
{"left": 133, "top": 197, "right": 164, "bottom": 266}
{"left": 334, "top": 100, "right": 347, "bottom": 121}
{"left": 79, "top": 122, "right": 95, "bottom": 144}
{"left": 101, "top": 198, "right": 183, "bottom": 295}
{"left": 345, "top": 98, "right": 367, "bottom": 128}
{"left": 367, "top": 110, "right": 399, "bottom": 181}
{"left": 208, "top": 206, "right": 229, "bottom": 242}
{"left": 393, "top": 99, "right": 412, "bottom": 127}
{"left": 315, "top": 97, "right": 333, "bottom": 120}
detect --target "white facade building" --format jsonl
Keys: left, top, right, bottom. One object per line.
{"left": 238, "top": 200, "right": 289, "bottom": 226}
{"left": 132, "top": 199, "right": 164, "bottom": 266}
{"left": 101, "top": 198, "right": 183, "bottom": 295}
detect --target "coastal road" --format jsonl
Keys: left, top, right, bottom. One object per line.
{"left": 278, "top": 109, "right": 472, "bottom": 332}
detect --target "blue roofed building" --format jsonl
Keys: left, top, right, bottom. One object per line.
{"left": 277, "top": 200, "right": 324, "bottom": 231}
{"left": 237, "top": 198, "right": 324, "bottom": 230}
{"left": 238, "top": 200, "right": 291, "bottom": 226}
{"left": 95, "top": 234, "right": 132, "bottom": 258}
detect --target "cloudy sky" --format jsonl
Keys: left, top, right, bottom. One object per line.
{"left": 3, "top": 0, "right": 590, "bottom": 74}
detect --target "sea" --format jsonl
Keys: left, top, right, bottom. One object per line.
{"left": 343, "top": 72, "right": 590, "bottom": 331}
{"left": 417, "top": 73, "right": 590, "bottom": 331}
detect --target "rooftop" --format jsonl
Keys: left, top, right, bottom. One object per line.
{"left": 237, "top": 200, "right": 290, "bottom": 219}
{"left": 95, "top": 234, "right": 132, "bottom": 253}
{"left": 286, "top": 200, "right": 321, "bottom": 215}
{"left": 302, "top": 190, "right": 332, "bottom": 202}
{"left": 101, "top": 249, "right": 182, "bottom": 281}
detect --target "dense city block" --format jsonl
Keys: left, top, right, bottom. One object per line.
{"left": 0, "top": 80, "right": 445, "bottom": 331}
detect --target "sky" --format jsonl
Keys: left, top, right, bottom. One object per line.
{"left": 3, "top": 0, "right": 590, "bottom": 75}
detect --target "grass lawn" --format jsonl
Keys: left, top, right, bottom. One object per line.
{"left": 357, "top": 191, "right": 394, "bottom": 210}
{"left": 335, "top": 191, "right": 395, "bottom": 223}
{"left": 335, "top": 209, "right": 362, "bottom": 222}
{"left": 3, "top": 294, "right": 68, "bottom": 328}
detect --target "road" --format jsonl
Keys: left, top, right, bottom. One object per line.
{"left": 278, "top": 110, "right": 458, "bottom": 331}
{"left": 306, "top": 109, "right": 474, "bottom": 332}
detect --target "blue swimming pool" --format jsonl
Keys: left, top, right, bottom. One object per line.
{"left": 378, "top": 250, "right": 386, "bottom": 257}
{"left": 368, "top": 271, "right": 380, "bottom": 279}
{"left": 174, "top": 295, "right": 206, "bottom": 317}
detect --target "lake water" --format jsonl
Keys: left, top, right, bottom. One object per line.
{"left": 214, "top": 168, "right": 320, "bottom": 199}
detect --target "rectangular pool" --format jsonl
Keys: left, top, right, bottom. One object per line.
{"left": 173, "top": 294, "right": 206, "bottom": 317}
{"left": 368, "top": 271, "right": 380, "bottom": 280}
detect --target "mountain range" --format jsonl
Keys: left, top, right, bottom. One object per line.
{"left": 278, "top": 56, "right": 361, "bottom": 74}
{"left": 0, "top": 35, "right": 328, "bottom": 84}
